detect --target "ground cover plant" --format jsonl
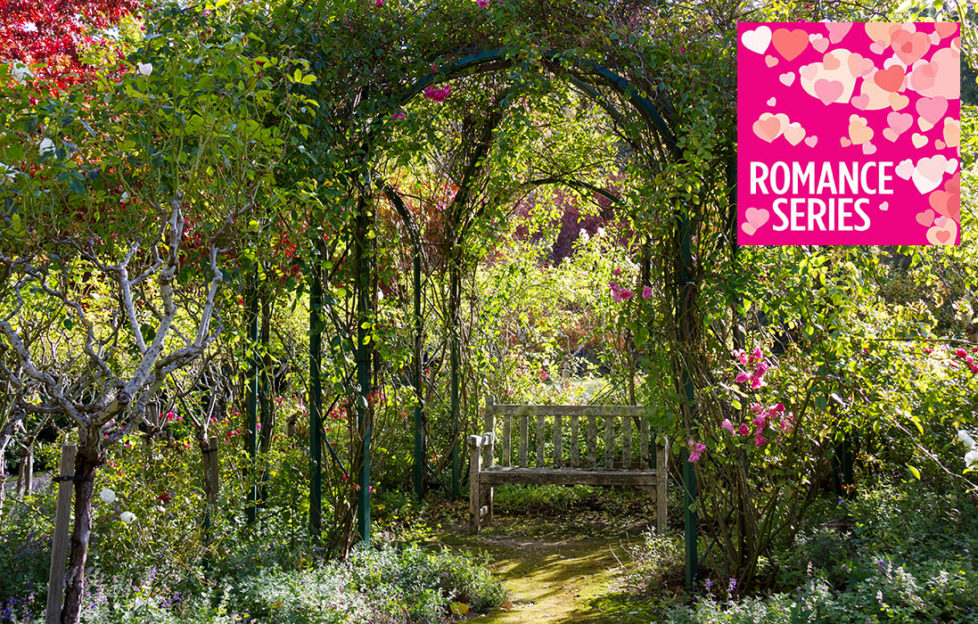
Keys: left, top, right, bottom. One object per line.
{"left": 0, "top": 0, "right": 977, "bottom": 623}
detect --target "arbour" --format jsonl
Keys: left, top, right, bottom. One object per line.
{"left": 292, "top": 30, "right": 709, "bottom": 589}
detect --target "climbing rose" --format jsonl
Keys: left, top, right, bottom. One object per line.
{"left": 733, "top": 349, "right": 748, "bottom": 365}
{"left": 958, "top": 430, "right": 976, "bottom": 450}
{"left": 120, "top": 511, "right": 136, "bottom": 524}
{"left": 390, "top": 112, "right": 406, "bottom": 120}
{"left": 642, "top": 286, "right": 653, "bottom": 300}
{"left": 737, "top": 423, "right": 750, "bottom": 436}
{"left": 137, "top": 62, "right": 152, "bottom": 76}
{"left": 99, "top": 488, "right": 116, "bottom": 504}
{"left": 733, "top": 371, "right": 750, "bottom": 384}
{"left": 476, "top": 0, "right": 490, "bottom": 5}
{"left": 754, "top": 432, "right": 767, "bottom": 447}
{"left": 966, "top": 449, "right": 978, "bottom": 469}
{"left": 956, "top": 348, "right": 967, "bottom": 358}
{"left": 721, "top": 419, "right": 736, "bottom": 436}
{"left": 687, "top": 440, "right": 706, "bottom": 462}
{"left": 423, "top": 85, "right": 451, "bottom": 102}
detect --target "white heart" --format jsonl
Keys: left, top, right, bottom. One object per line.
{"left": 742, "top": 26, "right": 773, "bottom": 55}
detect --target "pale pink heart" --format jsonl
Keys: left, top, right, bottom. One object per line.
{"left": 779, "top": 72, "right": 796, "bottom": 86}
{"left": 935, "top": 23, "right": 958, "bottom": 39}
{"left": 929, "top": 32, "right": 940, "bottom": 45}
{"left": 916, "top": 209, "right": 936, "bottom": 227}
{"left": 944, "top": 158, "right": 958, "bottom": 174}
{"left": 916, "top": 96, "right": 948, "bottom": 125}
{"left": 766, "top": 97, "right": 777, "bottom": 106}
{"left": 799, "top": 64, "right": 817, "bottom": 80}
{"left": 804, "top": 136, "right": 818, "bottom": 147}
{"left": 870, "top": 41, "right": 887, "bottom": 55}
{"left": 926, "top": 218, "right": 957, "bottom": 245}
{"left": 887, "top": 111, "right": 913, "bottom": 134}
{"left": 895, "top": 159, "right": 914, "bottom": 180}
{"left": 883, "top": 57, "right": 905, "bottom": 69}
{"left": 888, "top": 93, "right": 910, "bottom": 110}
{"left": 918, "top": 119, "right": 935, "bottom": 132}
{"left": 814, "top": 79, "right": 844, "bottom": 104}
{"left": 822, "top": 52, "right": 842, "bottom": 70}
{"left": 765, "top": 55, "right": 779, "bottom": 68}
{"left": 784, "top": 123, "right": 806, "bottom": 146}
{"left": 917, "top": 48, "right": 959, "bottom": 99}
{"left": 942, "top": 118, "right": 960, "bottom": 148}
{"left": 826, "top": 22, "right": 852, "bottom": 44}
{"left": 879, "top": 201, "right": 889, "bottom": 211}
{"left": 752, "top": 114, "right": 784, "bottom": 143}
{"left": 847, "top": 53, "right": 874, "bottom": 77}
{"left": 811, "top": 36, "right": 829, "bottom": 53}
{"left": 840, "top": 137, "right": 852, "bottom": 147}
{"left": 911, "top": 133, "right": 928, "bottom": 149}
{"left": 862, "top": 142, "right": 877, "bottom": 155}
{"left": 851, "top": 94, "right": 870, "bottom": 110}
{"left": 935, "top": 216, "right": 948, "bottom": 227}
{"left": 883, "top": 128, "right": 899, "bottom": 142}
{"left": 912, "top": 156, "right": 949, "bottom": 193}
{"left": 742, "top": 207, "right": 770, "bottom": 236}
{"left": 935, "top": 139, "right": 946, "bottom": 149}
{"left": 848, "top": 114, "right": 873, "bottom": 145}
{"left": 742, "top": 26, "right": 773, "bottom": 54}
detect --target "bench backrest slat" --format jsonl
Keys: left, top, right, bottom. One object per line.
{"left": 519, "top": 414, "right": 529, "bottom": 467}
{"left": 486, "top": 403, "right": 657, "bottom": 471}
{"left": 570, "top": 414, "right": 580, "bottom": 468}
{"left": 536, "top": 414, "right": 545, "bottom": 467}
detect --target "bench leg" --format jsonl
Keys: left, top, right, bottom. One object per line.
{"left": 469, "top": 442, "right": 481, "bottom": 534}
{"left": 656, "top": 442, "right": 668, "bottom": 534}
{"left": 487, "top": 486, "right": 493, "bottom": 525}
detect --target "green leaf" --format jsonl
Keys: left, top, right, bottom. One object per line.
{"left": 907, "top": 465, "right": 921, "bottom": 480}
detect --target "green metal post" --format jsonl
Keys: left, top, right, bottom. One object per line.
{"left": 449, "top": 261, "right": 460, "bottom": 500}
{"left": 678, "top": 207, "right": 699, "bottom": 589}
{"left": 246, "top": 286, "right": 260, "bottom": 524}
{"left": 413, "top": 249, "right": 425, "bottom": 500}
{"left": 309, "top": 266, "right": 323, "bottom": 538}
{"left": 355, "top": 201, "right": 372, "bottom": 543}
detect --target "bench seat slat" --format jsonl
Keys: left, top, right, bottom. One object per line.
{"left": 493, "top": 405, "right": 645, "bottom": 417}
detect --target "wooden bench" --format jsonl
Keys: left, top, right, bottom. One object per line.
{"left": 468, "top": 402, "right": 668, "bottom": 533}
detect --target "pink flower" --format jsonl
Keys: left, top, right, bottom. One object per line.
{"left": 956, "top": 348, "right": 967, "bottom": 358}
{"left": 688, "top": 440, "right": 707, "bottom": 462}
{"left": 754, "top": 433, "right": 767, "bottom": 447}
{"left": 476, "top": 0, "right": 490, "bottom": 6}
{"left": 390, "top": 112, "right": 406, "bottom": 120}
{"left": 753, "top": 414, "right": 767, "bottom": 429}
{"left": 738, "top": 423, "right": 750, "bottom": 436}
{"left": 773, "top": 403, "right": 785, "bottom": 413}
{"left": 612, "top": 268, "right": 622, "bottom": 276}
{"left": 924, "top": 348, "right": 932, "bottom": 354}
{"left": 750, "top": 347, "right": 762, "bottom": 362}
{"left": 374, "top": 0, "right": 383, "bottom": 6}
{"left": 733, "top": 349, "right": 748, "bottom": 365}
{"left": 165, "top": 411, "right": 175, "bottom": 421}
{"left": 721, "top": 419, "right": 736, "bottom": 435}
{"left": 642, "top": 286, "right": 653, "bottom": 300}
{"left": 609, "top": 281, "right": 633, "bottom": 302}
{"left": 754, "top": 361, "right": 770, "bottom": 377}
{"left": 734, "top": 371, "right": 750, "bottom": 384}
{"left": 539, "top": 369, "right": 549, "bottom": 382}
{"left": 749, "top": 375, "right": 763, "bottom": 389}
{"left": 423, "top": 85, "right": 451, "bottom": 102}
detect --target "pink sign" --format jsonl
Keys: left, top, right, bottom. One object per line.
{"left": 738, "top": 22, "right": 961, "bottom": 245}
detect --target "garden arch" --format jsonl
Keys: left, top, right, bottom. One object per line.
{"left": 296, "top": 46, "right": 703, "bottom": 583}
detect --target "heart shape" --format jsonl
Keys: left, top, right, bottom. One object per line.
{"left": 935, "top": 23, "right": 958, "bottom": 39}
{"left": 815, "top": 79, "right": 844, "bottom": 104}
{"left": 862, "top": 142, "right": 877, "bottom": 155}
{"left": 942, "top": 118, "right": 960, "bottom": 148}
{"left": 784, "top": 122, "right": 806, "bottom": 146}
{"left": 916, "top": 209, "right": 936, "bottom": 227}
{"left": 874, "top": 65, "right": 906, "bottom": 92}
{"left": 879, "top": 201, "right": 889, "bottom": 211}
{"left": 916, "top": 96, "right": 948, "bottom": 125}
{"left": 826, "top": 22, "right": 853, "bottom": 44}
{"left": 811, "top": 35, "right": 829, "bottom": 53}
{"left": 773, "top": 27, "right": 809, "bottom": 60}
{"left": 851, "top": 93, "right": 870, "bottom": 110}
{"left": 779, "top": 72, "right": 796, "bottom": 86}
{"left": 847, "top": 53, "right": 875, "bottom": 77}
{"left": 752, "top": 114, "right": 784, "bottom": 143}
{"left": 895, "top": 159, "right": 914, "bottom": 180}
{"left": 870, "top": 41, "right": 887, "bottom": 55}
{"left": 926, "top": 218, "right": 957, "bottom": 245}
{"left": 848, "top": 114, "right": 874, "bottom": 145}
{"left": 935, "top": 139, "right": 946, "bottom": 149}
{"left": 887, "top": 111, "right": 913, "bottom": 134}
{"left": 892, "top": 30, "right": 931, "bottom": 66}
{"left": 889, "top": 93, "right": 910, "bottom": 110}
{"left": 765, "top": 55, "right": 779, "bottom": 68}
{"left": 840, "top": 137, "right": 852, "bottom": 147}
{"left": 928, "top": 173, "right": 960, "bottom": 220}
{"left": 766, "top": 97, "right": 777, "bottom": 106}
{"left": 912, "top": 133, "right": 928, "bottom": 149}
{"left": 912, "top": 156, "right": 949, "bottom": 193}
{"left": 742, "top": 207, "right": 770, "bottom": 236}
{"left": 883, "top": 128, "right": 899, "bottom": 142}
{"left": 742, "top": 26, "right": 773, "bottom": 54}
{"left": 804, "top": 135, "right": 818, "bottom": 147}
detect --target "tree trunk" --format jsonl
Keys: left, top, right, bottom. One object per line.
{"left": 60, "top": 432, "right": 103, "bottom": 624}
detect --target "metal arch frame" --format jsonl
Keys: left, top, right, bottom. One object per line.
{"left": 396, "top": 48, "right": 679, "bottom": 157}
{"left": 347, "top": 46, "right": 698, "bottom": 588}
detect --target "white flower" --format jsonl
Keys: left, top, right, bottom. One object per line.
{"left": 957, "top": 430, "right": 976, "bottom": 449}
{"left": 966, "top": 449, "right": 978, "bottom": 469}
{"left": 9, "top": 61, "right": 31, "bottom": 84}
{"left": 120, "top": 191, "right": 131, "bottom": 204}
{"left": 133, "top": 598, "right": 149, "bottom": 609}
{"left": 120, "top": 511, "right": 136, "bottom": 524}
{"left": 596, "top": 227, "right": 606, "bottom": 237}
{"left": 137, "top": 62, "right": 153, "bottom": 76}
{"left": 0, "top": 162, "right": 17, "bottom": 184}
{"left": 99, "top": 488, "right": 116, "bottom": 504}
{"left": 39, "top": 138, "right": 55, "bottom": 155}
